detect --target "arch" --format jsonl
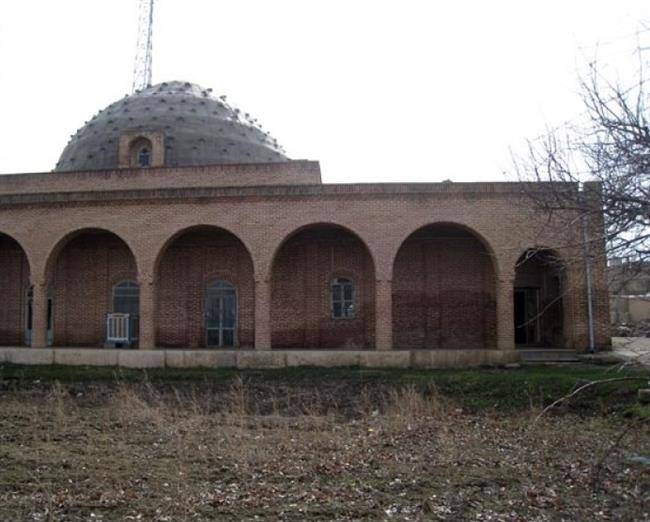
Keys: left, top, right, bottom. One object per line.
{"left": 391, "top": 221, "right": 499, "bottom": 280}
{"left": 155, "top": 225, "right": 255, "bottom": 348}
{"left": 45, "top": 228, "right": 139, "bottom": 347}
{"left": 270, "top": 222, "right": 376, "bottom": 349}
{"left": 44, "top": 227, "right": 140, "bottom": 282}
{"left": 129, "top": 136, "right": 153, "bottom": 168}
{"left": 153, "top": 224, "right": 257, "bottom": 281}
{"left": 391, "top": 222, "right": 498, "bottom": 350}
{"left": 268, "top": 222, "right": 379, "bottom": 282}
{"left": 514, "top": 247, "right": 567, "bottom": 347}
{"left": 0, "top": 232, "right": 31, "bottom": 346}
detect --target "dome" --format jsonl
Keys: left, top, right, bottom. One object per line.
{"left": 55, "top": 81, "right": 287, "bottom": 172}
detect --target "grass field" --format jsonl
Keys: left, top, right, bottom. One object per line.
{"left": 0, "top": 363, "right": 648, "bottom": 520}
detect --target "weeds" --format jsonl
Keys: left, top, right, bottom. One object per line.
{"left": 0, "top": 370, "right": 647, "bottom": 520}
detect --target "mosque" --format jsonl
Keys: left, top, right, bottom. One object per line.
{"left": 0, "top": 80, "right": 610, "bottom": 368}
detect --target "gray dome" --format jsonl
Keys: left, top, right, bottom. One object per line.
{"left": 55, "top": 81, "right": 287, "bottom": 172}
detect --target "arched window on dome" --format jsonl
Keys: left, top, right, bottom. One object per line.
{"left": 138, "top": 147, "right": 151, "bottom": 167}
{"left": 128, "top": 137, "right": 153, "bottom": 168}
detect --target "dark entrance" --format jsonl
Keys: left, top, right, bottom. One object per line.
{"left": 514, "top": 288, "right": 539, "bottom": 345}
{"left": 25, "top": 287, "right": 53, "bottom": 346}
{"left": 514, "top": 250, "right": 564, "bottom": 348}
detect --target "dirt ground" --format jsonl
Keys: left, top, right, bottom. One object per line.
{"left": 0, "top": 369, "right": 648, "bottom": 521}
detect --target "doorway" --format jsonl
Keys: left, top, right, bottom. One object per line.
{"left": 25, "top": 287, "right": 53, "bottom": 346}
{"left": 205, "top": 280, "right": 237, "bottom": 347}
{"left": 514, "top": 287, "right": 539, "bottom": 345}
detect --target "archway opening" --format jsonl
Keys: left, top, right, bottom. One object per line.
{"left": 0, "top": 234, "right": 30, "bottom": 346}
{"left": 392, "top": 223, "right": 497, "bottom": 350}
{"left": 155, "top": 226, "right": 254, "bottom": 348}
{"left": 514, "top": 249, "right": 565, "bottom": 347}
{"left": 48, "top": 229, "right": 138, "bottom": 347}
{"left": 271, "top": 224, "right": 376, "bottom": 349}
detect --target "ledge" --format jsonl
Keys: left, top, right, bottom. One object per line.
{"left": 0, "top": 348, "right": 520, "bottom": 369}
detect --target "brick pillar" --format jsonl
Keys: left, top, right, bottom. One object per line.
{"left": 375, "top": 279, "right": 393, "bottom": 351}
{"left": 255, "top": 279, "right": 271, "bottom": 350}
{"left": 138, "top": 276, "right": 156, "bottom": 349}
{"left": 31, "top": 281, "right": 48, "bottom": 348}
{"left": 496, "top": 273, "right": 515, "bottom": 351}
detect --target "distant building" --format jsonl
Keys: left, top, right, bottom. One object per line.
{"left": 0, "top": 81, "right": 610, "bottom": 367}
{"left": 609, "top": 259, "right": 650, "bottom": 327}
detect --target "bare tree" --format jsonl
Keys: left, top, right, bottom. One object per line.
{"left": 513, "top": 57, "right": 650, "bottom": 269}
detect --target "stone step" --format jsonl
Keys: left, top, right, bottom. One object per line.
{"left": 518, "top": 349, "right": 580, "bottom": 362}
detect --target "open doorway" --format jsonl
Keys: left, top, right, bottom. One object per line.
{"left": 514, "top": 249, "right": 564, "bottom": 347}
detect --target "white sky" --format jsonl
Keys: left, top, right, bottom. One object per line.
{"left": 0, "top": 1, "right": 647, "bottom": 182}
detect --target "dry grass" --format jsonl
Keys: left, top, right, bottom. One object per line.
{"left": 0, "top": 377, "right": 648, "bottom": 521}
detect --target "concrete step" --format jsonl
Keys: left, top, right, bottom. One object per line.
{"left": 518, "top": 348, "right": 580, "bottom": 362}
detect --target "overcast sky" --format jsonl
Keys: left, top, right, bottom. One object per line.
{"left": 0, "top": 1, "right": 647, "bottom": 182}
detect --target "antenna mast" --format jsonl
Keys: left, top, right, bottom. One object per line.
{"left": 132, "top": 0, "right": 155, "bottom": 92}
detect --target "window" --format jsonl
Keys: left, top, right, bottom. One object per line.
{"left": 127, "top": 136, "right": 154, "bottom": 168}
{"left": 113, "top": 281, "right": 140, "bottom": 316}
{"left": 138, "top": 147, "right": 151, "bottom": 167}
{"left": 331, "top": 277, "right": 355, "bottom": 319}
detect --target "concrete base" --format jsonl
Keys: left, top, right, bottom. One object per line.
{"left": 0, "top": 348, "right": 520, "bottom": 369}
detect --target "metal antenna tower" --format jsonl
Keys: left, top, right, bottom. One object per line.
{"left": 132, "top": 0, "right": 155, "bottom": 92}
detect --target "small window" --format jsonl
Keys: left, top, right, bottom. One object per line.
{"left": 138, "top": 147, "right": 151, "bottom": 167}
{"left": 113, "top": 281, "right": 140, "bottom": 316}
{"left": 331, "top": 277, "right": 355, "bottom": 319}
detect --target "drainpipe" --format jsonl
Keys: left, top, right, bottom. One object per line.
{"left": 580, "top": 188, "right": 596, "bottom": 353}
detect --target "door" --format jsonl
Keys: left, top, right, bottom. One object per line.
{"left": 514, "top": 287, "right": 539, "bottom": 346}
{"left": 25, "top": 288, "right": 53, "bottom": 346}
{"left": 205, "top": 280, "right": 237, "bottom": 347}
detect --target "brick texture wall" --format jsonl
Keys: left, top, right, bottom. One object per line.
{"left": 392, "top": 225, "right": 497, "bottom": 350}
{"left": 51, "top": 231, "right": 137, "bottom": 346}
{"left": 0, "top": 235, "right": 29, "bottom": 345}
{"left": 156, "top": 227, "right": 255, "bottom": 348}
{"left": 0, "top": 170, "right": 611, "bottom": 352}
{"left": 271, "top": 226, "right": 375, "bottom": 349}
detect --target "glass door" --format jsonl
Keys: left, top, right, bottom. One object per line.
{"left": 205, "top": 280, "right": 237, "bottom": 347}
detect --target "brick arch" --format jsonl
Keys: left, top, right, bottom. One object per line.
{"left": 0, "top": 232, "right": 31, "bottom": 346}
{"left": 44, "top": 227, "right": 139, "bottom": 347}
{"left": 154, "top": 225, "right": 255, "bottom": 348}
{"left": 391, "top": 222, "right": 498, "bottom": 350}
{"left": 267, "top": 221, "right": 379, "bottom": 281}
{"left": 390, "top": 221, "right": 499, "bottom": 281}
{"left": 270, "top": 222, "right": 376, "bottom": 349}
{"left": 152, "top": 224, "right": 258, "bottom": 281}
{"left": 43, "top": 227, "right": 139, "bottom": 283}
{"left": 514, "top": 247, "right": 568, "bottom": 348}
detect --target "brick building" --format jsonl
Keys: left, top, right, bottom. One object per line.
{"left": 0, "top": 81, "right": 610, "bottom": 368}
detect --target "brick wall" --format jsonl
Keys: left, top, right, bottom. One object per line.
{"left": 51, "top": 231, "right": 137, "bottom": 346}
{"left": 0, "top": 235, "right": 29, "bottom": 345}
{"left": 271, "top": 225, "right": 375, "bottom": 349}
{"left": 392, "top": 225, "right": 497, "bottom": 350}
{"left": 156, "top": 227, "right": 255, "bottom": 348}
{"left": 0, "top": 178, "right": 612, "bottom": 352}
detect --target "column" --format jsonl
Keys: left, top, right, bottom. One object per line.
{"left": 254, "top": 279, "right": 271, "bottom": 350}
{"left": 31, "top": 281, "right": 48, "bottom": 348}
{"left": 138, "top": 276, "right": 156, "bottom": 349}
{"left": 496, "top": 272, "right": 515, "bottom": 351}
{"left": 375, "top": 279, "right": 393, "bottom": 351}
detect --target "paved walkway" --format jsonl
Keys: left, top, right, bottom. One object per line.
{"left": 610, "top": 337, "right": 650, "bottom": 368}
